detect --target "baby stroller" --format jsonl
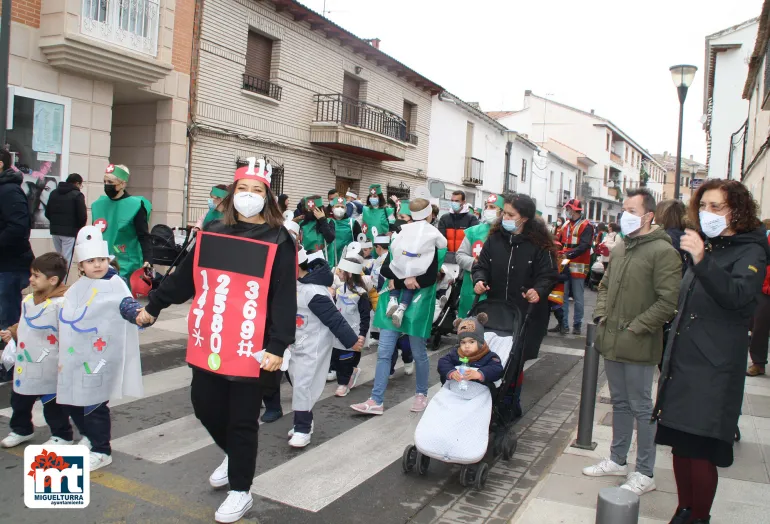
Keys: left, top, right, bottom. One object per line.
{"left": 149, "top": 224, "right": 195, "bottom": 287}
{"left": 403, "top": 298, "right": 533, "bottom": 489}
{"left": 430, "top": 264, "right": 462, "bottom": 351}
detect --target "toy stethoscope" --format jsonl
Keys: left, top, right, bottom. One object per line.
{"left": 22, "top": 296, "right": 57, "bottom": 332}
{"left": 58, "top": 288, "right": 99, "bottom": 334}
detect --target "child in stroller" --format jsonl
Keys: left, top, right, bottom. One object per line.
{"left": 437, "top": 313, "right": 503, "bottom": 386}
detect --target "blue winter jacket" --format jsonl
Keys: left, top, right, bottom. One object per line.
{"left": 437, "top": 347, "right": 504, "bottom": 383}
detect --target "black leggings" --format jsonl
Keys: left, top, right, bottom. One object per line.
{"left": 332, "top": 348, "right": 361, "bottom": 386}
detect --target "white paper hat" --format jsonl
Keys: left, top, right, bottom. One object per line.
{"left": 283, "top": 220, "right": 300, "bottom": 236}
{"left": 338, "top": 257, "right": 363, "bottom": 274}
{"left": 75, "top": 225, "right": 113, "bottom": 262}
{"left": 345, "top": 191, "right": 357, "bottom": 199}
{"left": 373, "top": 235, "right": 390, "bottom": 245}
{"left": 282, "top": 210, "right": 294, "bottom": 221}
{"left": 307, "top": 250, "right": 326, "bottom": 264}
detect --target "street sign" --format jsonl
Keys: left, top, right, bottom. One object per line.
{"left": 690, "top": 178, "right": 705, "bottom": 190}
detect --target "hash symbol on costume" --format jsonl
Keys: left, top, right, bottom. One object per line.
{"left": 237, "top": 339, "right": 254, "bottom": 357}
{"left": 193, "top": 329, "right": 203, "bottom": 347}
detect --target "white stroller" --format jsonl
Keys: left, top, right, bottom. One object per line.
{"left": 403, "top": 299, "right": 534, "bottom": 490}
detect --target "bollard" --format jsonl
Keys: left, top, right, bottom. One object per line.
{"left": 571, "top": 322, "right": 599, "bottom": 450}
{"left": 595, "top": 487, "right": 639, "bottom": 524}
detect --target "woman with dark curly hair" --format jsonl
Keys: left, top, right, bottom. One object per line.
{"left": 654, "top": 179, "right": 769, "bottom": 524}
{"left": 471, "top": 192, "right": 558, "bottom": 363}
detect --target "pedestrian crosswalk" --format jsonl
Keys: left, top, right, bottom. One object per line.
{"left": 0, "top": 342, "right": 581, "bottom": 516}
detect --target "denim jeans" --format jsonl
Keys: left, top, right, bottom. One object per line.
{"left": 52, "top": 235, "right": 76, "bottom": 269}
{"left": 0, "top": 270, "right": 29, "bottom": 329}
{"left": 371, "top": 329, "right": 429, "bottom": 405}
{"left": 562, "top": 276, "right": 585, "bottom": 329}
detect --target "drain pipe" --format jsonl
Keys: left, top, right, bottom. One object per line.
{"left": 182, "top": 129, "right": 191, "bottom": 226}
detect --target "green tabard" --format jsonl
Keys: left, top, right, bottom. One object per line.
{"left": 458, "top": 222, "right": 491, "bottom": 318}
{"left": 362, "top": 206, "right": 394, "bottom": 241}
{"left": 328, "top": 217, "right": 354, "bottom": 268}
{"left": 91, "top": 195, "right": 152, "bottom": 278}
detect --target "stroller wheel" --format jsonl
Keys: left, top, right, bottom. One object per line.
{"left": 416, "top": 451, "right": 430, "bottom": 475}
{"left": 474, "top": 462, "right": 489, "bottom": 490}
{"left": 402, "top": 445, "right": 417, "bottom": 473}
{"left": 503, "top": 435, "right": 517, "bottom": 461}
{"left": 430, "top": 333, "right": 442, "bottom": 351}
{"left": 459, "top": 465, "right": 473, "bottom": 487}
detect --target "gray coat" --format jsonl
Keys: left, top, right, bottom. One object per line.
{"left": 655, "top": 228, "right": 770, "bottom": 443}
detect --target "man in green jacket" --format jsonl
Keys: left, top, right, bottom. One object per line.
{"left": 582, "top": 188, "right": 681, "bottom": 497}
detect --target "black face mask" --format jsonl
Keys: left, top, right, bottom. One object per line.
{"left": 104, "top": 184, "right": 119, "bottom": 199}
{"left": 394, "top": 219, "right": 409, "bottom": 232}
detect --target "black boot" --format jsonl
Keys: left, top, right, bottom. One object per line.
{"left": 690, "top": 519, "right": 710, "bottom": 524}
{"left": 668, "top": 508, "right": 691, "bottom": 524}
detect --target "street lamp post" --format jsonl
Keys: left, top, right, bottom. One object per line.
{"left": 670, "top": 64, "right": 698, "bottom": 201}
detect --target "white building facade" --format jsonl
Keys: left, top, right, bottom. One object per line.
{"left": 427, "top": 93, "right": 509, "bottom": 212}
{"left": 703, "top": 18, "right": 758, "bottom": 180}
{"left": 528, "top": 150, "right": 578, "bottom": 224}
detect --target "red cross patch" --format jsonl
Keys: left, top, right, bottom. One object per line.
{"left": 472, "top": 240, "right": 484, "bottom": 259}
{"left": 19, "top": 342, "right": 25, "bottom": 349}
{"left": 307, "top": 200, "right": 315, "bottom": 209}
{"left": 362, "top": 223, "right": 368, "bottom": 234}
{"left": 487, "top": 194, "right": 497, "bottom": 203}
{"left": 296, "top": 315, "right": 306, "bottom": 328}
{"left": 106, "top": 164, "right": 115, "bottom": 173}
{"left": 93, "top": 338, "right": 107, "bottom": 352}
{"left": 46, "top": 335, "right": 57, "bottom": 345}
{"left": 94, "top": 218, "right": 108, "bottom": 233}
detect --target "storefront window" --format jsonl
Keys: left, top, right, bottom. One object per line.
{"left": 5, "top": 87, "right": 71, "bottom": 235}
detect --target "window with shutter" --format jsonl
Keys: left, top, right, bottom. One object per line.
{"left": 246, "top": 31, "right": 272, "bottom": 81}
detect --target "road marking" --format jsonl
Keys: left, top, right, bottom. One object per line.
{"left": 539, "top": 344, "right": 585, "bottom": 357}
{"left": 0, "top": 364, "right": 192, "bottom": 428}
{"left": 250, "top": 382, "right": 443, "bottom": 512}
{"left": 110, "top": 350, "right": 409, "bottom": 463}
{"left": 1, "top": 447, "right": 257, "bottom": 524}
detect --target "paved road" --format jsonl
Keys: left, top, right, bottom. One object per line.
{"left": 0, "top": 293, "right": 595, "bottom": 524}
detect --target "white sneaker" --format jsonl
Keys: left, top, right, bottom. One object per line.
{"left": 78, "top": 436, "right": 92, "bottom": 450}
{"left": 620, "top": 472, "right": 656, "bottom": 496}
{"left": 439, "top": 295, "right": 449, "bottom": 309}
{"left": 348, "top": 367, "right": 361, "bottom": 389}
{"left": 209, "top": 456, "right": 229, "bottom": 488}
{"left": 335, "top": 384, "right": 350, "bottom": 397}
{"left": 42, "top": 436, "right": 73, "bottom": 446}
{"left": 404, "top": 361, "right": 415, "bottom": 375}
{"left": 385, "top": 297, "right": 399, "bottom": 318}
{"left": 288, "top": 421, "right": 314, "bottom": 438}
{"left": 0, "top": 432, "right": 34, "bottom": 448}
{"left": 288, "top": 432, "right": 312, "bottom": 448}
{"left": 326, "top": 371, "right": 337, "bottom": 382}
{"left": 391, "top": 305, "right": 407, "bottom": 328}
{"left": 582, "top": 458, "right": 628, "bottom": 477}
{"left": 215, "top": 490, "right": 253, "bottom": 523}
{"left": 90, "top": 451, "right": 112, "bottom": 471}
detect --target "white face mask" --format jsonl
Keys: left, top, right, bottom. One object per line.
{"left": 620, "top": 211, "right": 644, "bottom": 236}
{"left": 482, "top": 209, "right": 499, "bottom": 224}
{"left": 333, "top": 208, "right": 346, "bottom": 219}
{"left": 233, "top": 192, "right": 265, "bottom": 218}
{"left": 699, "top": 210, "right": 728, "bottom": 238}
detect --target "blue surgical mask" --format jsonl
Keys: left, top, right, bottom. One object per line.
{"left": 207, "top": 198, "right": 215, "bottom": 210}
{"left": 369, "top": 197, "right": 380, "bottom": 206}
{"left": 502, "top": 219, "right": 518, "bottom": 233}
{"left": 450, "top": 202, "right": 462, "bottom": 212}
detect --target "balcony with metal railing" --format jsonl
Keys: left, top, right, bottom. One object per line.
{"left": 38, "top": 0, "right": 172, "bottom": 86}
{"left": 310, "top": 94, "right": 409, "bottom": 161}
{"left": 463, "top": 157, "right": 484, "bottom": 186}
{"left": 242, "top": 74, "right": 282, "bottom": 101}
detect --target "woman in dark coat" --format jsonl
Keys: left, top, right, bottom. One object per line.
{"left": 472, "top": 192, "right": 558, "bottom": 362}
{"left": 654, "top": 179, "right": 769, "bottom": 524}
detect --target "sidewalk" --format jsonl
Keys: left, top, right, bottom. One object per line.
{"left": 511, "top": 363, "right": 770, "bottom": 524}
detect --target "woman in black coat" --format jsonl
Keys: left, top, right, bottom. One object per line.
{"left": 654, "top": 179, "right": 769, "bottom": 524}
{"left": 472, "top": 192, "right": 558, "bottom": 362}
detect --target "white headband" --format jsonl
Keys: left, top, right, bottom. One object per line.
{"left": 307, "top": 250, "right": 326, "bottom": 263}
{"left": 346, "top": 191, "right": 357, "bottom": 198}
{"left": 360, "top": 241, "right": 373, "bottom": 249}
{"left": 374, "top": 235, "right": 390, "bottom": 244}
{"left": 410, "top": 204, "right": 432, "bottom": 221}
{"left": 338, "top": 258, "right": 363, "bottom": 274}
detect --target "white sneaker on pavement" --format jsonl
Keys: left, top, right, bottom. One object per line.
{"left": 215, "top": 490, "right": 253, "bottom": 523}
{"left": 42, "top": 436, "right": 73, "bottom": 446}
{"left": 335, "top": 384, "right": 350, "bottom": 397}
{"left": 620, "top": 472, "right": 656, "bottom": 496}
{"left": 410, "top": 394, "right": 428, "bottom": 412}
{"left": 404, "top": 362, "right": 415, "bottom": 375}
{"left": 90, "top": 451, "right": 112, "bottom": 471}
{"left": 288, "top": 421, "right": 314, "bottom": 438}
{"left": 78, "top": 436, "right": 92, "bottom": 450}
{"left": 582, "top": 458, "right": 628, "bottom": 477}
{"left": 288, "top": 432, "right": 312, "bottom": 448}
{"left": 0, "top": 432, "right": 34, "bottom": 448}
{"left": 326, "top": 371, "right": 337, "bottom": 382}
{"left": 348, "top": 367, "right": 361, "bottom": 389}
{"left": 209, "top": 456, "right": 229, "bottom": 488}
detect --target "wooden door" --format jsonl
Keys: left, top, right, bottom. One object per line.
{"left": 342, "top": 75, "right": 361, "bottom": 125}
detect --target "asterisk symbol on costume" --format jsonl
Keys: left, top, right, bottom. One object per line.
{"left": 46, "top": 335, "right": 57, "bottom": 345}
{"left": 193, "top": 329, "right": 203, "bottom": 347}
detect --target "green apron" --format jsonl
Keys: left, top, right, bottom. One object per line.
{"left": 458, "top": 222, "right": 491, "bottom": 318}
{"left": 329, "top": 217, "right": 354, "bottom": 268}
{"left": 300, "top": 220, "right": 326, "bottom": 254}
{"left": 202, "top": 208, "right": 223, "bottom": 226}
{"left": 91, "top": 195, "right": 152, "bottom": 278}
{"left": 374, "top": 248, "right": 446, "bottom": 338}
{"left": 362, "top": 206, "right": 394, "bottom": 241}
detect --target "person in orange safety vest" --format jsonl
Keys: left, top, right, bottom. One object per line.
{"left": 558, "top": 199, "right": 594, "bottom": 335}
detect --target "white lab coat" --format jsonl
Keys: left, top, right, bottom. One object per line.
{"left": 389, "top": 221, "right": 447, "bottom": 279}
{"left": 14, "top": 294, "right": 65, "bottom": 396}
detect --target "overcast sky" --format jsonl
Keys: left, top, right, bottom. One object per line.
{"left": 302, "top": 0, "right": 763, "bottom": 164}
